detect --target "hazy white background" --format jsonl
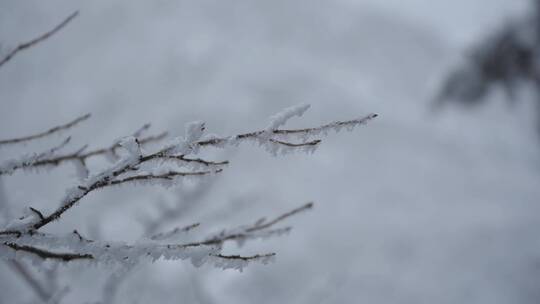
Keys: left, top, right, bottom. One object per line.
{"left": 1, "top": 0, "right": 540, "bottom": 303}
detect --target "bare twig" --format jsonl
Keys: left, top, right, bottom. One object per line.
{"left": 210, "top": 253, "right": 275, "bottom": 261}
{"left": 0, "top": 113, "right": 89, "bottom": 146}
{"left": 269, "top": 139, "right": 321, "bottom": 147}
{"left": 163, "top": 155, "right": 229, "bottom": 167}
{"left": 28, "top": 207, "right": 45, "bottom": 220}
{"left": 246, "top": 202, "right": 313, "bottom": 232}
{"left": 150, "top": 223, "right": 200, "bottom": 241}
{"left": 0, "top": 11, "right": 79, "bottom": 69}
{"left": 180, "top": 202, "right": 313, "bottom": 247}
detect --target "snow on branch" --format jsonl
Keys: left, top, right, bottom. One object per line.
{"left": 0, "top": 122, "right": 167, "bottom": 176}
{"left": 3, "top": 242, "right": 93, "bottom": 262}
{"left": 179, "top": 202, "right": 313, "bottom": 248}
{"left": 0, "top": 104, "right": 376, "bottom": 272}
{"left": 0, "top": 11, "right": 79, "bottom": 69}
{"left": 0, "top": 202, "right": 310, "bottom": 271}
{"left": 149, "top": 223, "right": 200, "bottom": 241}
{"left": 0, "top": 137, "right": 72, "bottom": 175}
{"left": 194, "top": 112, "right": 378, "bottom": 155}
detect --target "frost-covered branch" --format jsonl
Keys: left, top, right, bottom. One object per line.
{"left": 0, "top": 104, "right": 376, "bottom": 274}
{"left": 195, "top": 113, "right": 378, "bottom": 154}
{"left": 0, "top": 113, "right": 88, "bottom": 146}
{"left": 149, "top": 223, "right": 200, "bottom": 241}
{"left": 0, "top": 123, "right": 167, "bottom": 176}
{"left": 1, "top": 106, "right": 375, "bottom": 236}
{"left": 180, "top": 202, "right": 313, "bottom": 248}
{"left": 0, "top": 11, "right": 79, "bottom": 69}
{"left": 0, "top": 202, "right": 310, "bottom": 271}
{"left": 0, "top": 137, "right": 72, "bottom": 175}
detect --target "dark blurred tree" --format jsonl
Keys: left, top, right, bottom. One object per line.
{"left": 436, "top": 0, "right": 540, "bottom": 133}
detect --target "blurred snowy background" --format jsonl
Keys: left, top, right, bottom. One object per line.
{"left": 1, "top": 0, "right": 540, "bottom": 303}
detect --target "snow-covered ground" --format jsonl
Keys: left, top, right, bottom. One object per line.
{"left": 1, "top": 0, "right": 539, "bottom": 303}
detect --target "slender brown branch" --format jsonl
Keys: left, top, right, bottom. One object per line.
{"left": 163, "top": 155, "right": 229, "bottom": 166}
{"left": 3, "top": 242, "right": 273, "bottom": 263}
{"left": 28, "top": 207, "right": 45, "bottom": 220}
{"left": 0, "top": 230, "right": 21, "bottom": 237}
{"left": 210, "top": 253, "right": 276, "bottom": 261}
{"left": 108, "top": 169, "right": 223, "bottom": 186}
{"left": 0, "top": 113, "right": 89, "bottom": 146}
{"left": 272, "top": 113, "right": 378, "bottom": 135}
{"left": 246, "top": 202, "right": 313, "bottom": 232}
{"left": 195, "top": 113, "right": 377, "bottom": 147}
{"left": 4, "top": 242, "right": 93, "bottom": 261}
{"left": 150, "top": 223, "right": 200, "bottom": 241}
{"left": 0, "top": 11, "right": 79, "bottom": 69}
{"left": 0, "top": 132, "right": 168, "bottom": 175}
{"left": 269, "top": 139, "right": 321, "bottom": 147}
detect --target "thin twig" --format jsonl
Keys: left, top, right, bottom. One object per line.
{"left": 269, "top": 139, "right": 321, "bottom": 147}
{"left": 246, "top": 202, "right": 313, "bottom": 232}
{"left": 163, "top": 155, "right": 229, "bottom": 166}
{"left": 107, "top": 169, "right": 223, "bottom": 186}
{"left": 181, "top": 202, "right": 313, "bottom": 247}
{"left": 196, "top": 113, "right": 378, "bottom": 147}
{"left": 149, "top": 223, "right": 200, "bottom": 241}
{"left": 0, "top": 113, "right": 89, "bottom": 146}
{"left": 0, "top": 11, "right": 79, "bottom": 69}
{"left": 209, "top": 253, "right": 275, "bottom": 261}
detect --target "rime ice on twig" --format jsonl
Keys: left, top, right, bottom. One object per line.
{"left": 0, "top": 104, "right": 376, "bottom": 272}
{"left": 0, "top": 137, "right": 72, "bottom": 175}
{"left": 193, "top": 112, "right": 378, "bottom": 155}
{"left": 0, "top": 11, "right": 79, "bottom": 69}
{"left": 180, "top": 202, "right": 313, "bottom": 248}
{"left": 0, "top": 203, "right": 311, "bottom": 271}
{"left": 149, "top": 223, "right": 200, "bottom": 241}
{"left": 0, "top": 126, "right": 167, "bottom": 176}
{"left": 0, "top": 113, "right": 88, "bottom": 146}
{"left": 266, "top": 103, "right": 311, "bottom": 133}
